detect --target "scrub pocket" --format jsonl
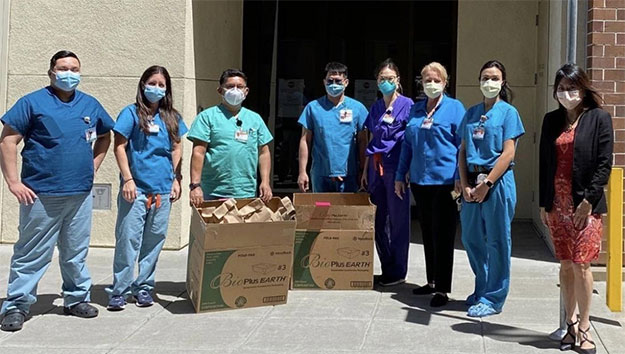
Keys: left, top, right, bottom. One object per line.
{"left": 40, "top": 116, "right": 63, "bottom": 139}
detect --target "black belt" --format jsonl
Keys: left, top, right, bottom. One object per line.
{"left": 468, "top": 165, "right": 513, "bottom": 173}
{"left": 468, "top": 165, "right": 490, "bottom": 173}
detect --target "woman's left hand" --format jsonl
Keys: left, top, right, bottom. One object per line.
{"left": 170, "top": 179, "right": 181, "bottom": 203}
{"left": 472, "top": 182, "right": 489, "bottom": 203}
{"left": 573, "top": 199, "right": 592, "bottom": 230}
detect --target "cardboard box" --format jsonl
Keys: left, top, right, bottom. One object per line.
{"left": 292, "top": 193, "right": 376, "bottom": 290}
{"left": 187, "top": 198, "right": 296, "bottom": 313}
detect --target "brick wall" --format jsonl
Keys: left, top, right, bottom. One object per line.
{"left": 587, "top": 0, "right": 625, "bottom": 265}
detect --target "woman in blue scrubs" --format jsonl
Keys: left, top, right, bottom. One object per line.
{"left": 362, "top": 58, "right": 413, "bottom": 287}
{"left": 395, "top": 62, "right": 465, "bottom": 306}
{"left": 106, "top": 66, "right": 188, "bottom": 310}
{"left": 457, "top": 60, "right": 525, "bottom": 317}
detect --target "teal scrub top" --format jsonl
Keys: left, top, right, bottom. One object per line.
{"left": 187, "top": 104, "right": 273, "bottom": 198}
{"left": 298, "top": 95, "right": 368, "bottom": 177}
{"left": 458, "top": 100, "right": 525, "bottom": 169}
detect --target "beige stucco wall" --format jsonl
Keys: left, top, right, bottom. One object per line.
{"left": 0, "top": 0, "right": 243, "bottom": 249}
{"left": 456, "top": 0, "right": 540, "bottom": 220}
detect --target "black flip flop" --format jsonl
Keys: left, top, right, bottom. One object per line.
{"left": 63, "top": 302, "right": 99, "bottom": 318}
{"left": 1, "top": 309, "right": 26, "bottom": 332}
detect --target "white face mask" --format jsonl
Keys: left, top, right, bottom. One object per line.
{"left": 480, "top": 79, "right": 502, "bottom": 99}
{"left": 556, "top": 90, "right": 582, "bottom": 110}
{"left": 223, "top": 87, "right": 246, "bottom": 106}
{"left": 423, "top": 82, "right": 444, "bottom": 99}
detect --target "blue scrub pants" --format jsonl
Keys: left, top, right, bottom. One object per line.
{"left": 369, "top": 168, "right": 410, "bottom": 281}
{"left": 1, "top": 193, "right": 93, "bottom": 315}
{"left": 311, "top": 174, "right": 358, "bottom": 193}
{"left": 460, "top": 170, "right": 516, "bottom": 312}
{"left": 106, "top": 193, "right": 171, "bottom": 298}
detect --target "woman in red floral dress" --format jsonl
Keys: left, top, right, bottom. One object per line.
{"left": 539, "top": 64, "right": 613, "bottom": 354}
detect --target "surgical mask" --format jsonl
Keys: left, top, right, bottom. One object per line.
{"left": 556, "top": 90, "right": 582, "bottom": 110}
{"left": 325, "top": 83, "right": 345, "bottom": 98}
{"left": 144, "top": 85, "right": 166, "bottom": 103}
{"left": 223, "top": 87, "right": 246, "bottom": 106}
{"left": 423, "top": 82, "right": 444, "bottom": 99}
{"left": 480, "top": 79, "right": 502, "bottom": 99}
{"left": 54, "top": 71, "right": 81, "bottom": 92}
{"left": 378, "top": 80, "right": 396, "bottom": 96}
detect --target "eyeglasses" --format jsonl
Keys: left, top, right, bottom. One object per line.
{"left": 326, "top": 78, "right": 344, "bottom": 85}
{"left": 236, "top": 118, "right": 242, "bottom": 127}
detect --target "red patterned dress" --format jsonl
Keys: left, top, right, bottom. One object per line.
{"left": 546, "top": 127, "right": 602, "bottom": 263}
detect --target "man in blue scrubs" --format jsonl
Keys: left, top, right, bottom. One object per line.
{"left": 0, "top": 51, "right": 114, "bottom": 331}
{"left": 297, "top": 62, "right": 368, "bottom": 193}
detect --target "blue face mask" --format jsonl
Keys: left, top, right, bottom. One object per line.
{"left": 144, "top": 85, "right": 166, "bottom": 103}
{"left": 378, "top": 80, "right": 396, "bottom": 96}
{"left": 54, "top": 71, "right": 81, "bottom": 92}
{"left": 325, "top": 83, "right": 345, "bottom": 98}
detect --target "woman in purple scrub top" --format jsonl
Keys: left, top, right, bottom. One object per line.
{"left": 362, "top": 58, "right": 413, "bottom": 287}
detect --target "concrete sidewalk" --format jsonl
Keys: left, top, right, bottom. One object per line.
{"left": 0, "top": 221, "right": 623, "bottom": 354}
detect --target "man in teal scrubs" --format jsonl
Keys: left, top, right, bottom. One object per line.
{"left": 188, "top": 69, "right": 273, "bottom": 205}
{"left": 297, "top": 62, "right": 368, "bottom": 193}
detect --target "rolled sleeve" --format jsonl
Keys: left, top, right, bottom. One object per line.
{"left": 178, "top": 116, "right": 189, "bottom": 137}
{"left": 356, "top": 104, "right": 368, "bottom": 131}
{"left": 112, "top": 106, "right": 135, "bottom": 139}
{"left": 187, "top": 112, "right": 211, "bottom": 144}
{"left": 95, "top": 103, "right": 115, "bottom": 135}
{"left": 502, "top": 107, "right": 525, "bottom": 141}
{"left": 257, "top": 119, "right": 273, "bottom": 146}
{"left": 298, "top": 104, "right": 313, "bottom": 130}
{"left": 1, "top": 97, "right": 32, "bottom": 136}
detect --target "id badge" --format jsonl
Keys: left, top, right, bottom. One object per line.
{"left": 339, "top": 109, "right": 353, "bottom": 123}
{"left": 235, "top": 129, "right": 249, "bottom": 143}
{"left": 85, "top": 127, "right": 97, "bottom": 143}
{"left": 421, "top": 118, "right": 434, "bottom": 130}
{"left": 472, "top": 127, "right": 485, "bottom": 140}
{"left": 382, "top": 114, "right": 394, "bottom": 124}
{"left": 148, "top": 123, "right": 160, "bottom": 134}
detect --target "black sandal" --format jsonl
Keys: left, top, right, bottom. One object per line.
{"left": 1, "top": 309, "right": 26, "bottom": 332}
{"left": 63, "top": 302, "right": 99, "bottom": 318}
{"left": 559, "top": 319, "right": 577, "bottom": 351}
{"left": 578, "top": 326, "right": 597, "bottom": 354}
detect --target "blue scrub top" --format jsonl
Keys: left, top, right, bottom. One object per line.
{"left": 395, "top": 95, "right": 466, "bottom": 185}
{"left": 114, "top": 104, "right": 188, "bottom": 194}
{"left": 1, "top": 86, "right": 114, "bottom": 196}
{"left": 298, "top": 95, "right": 368, "bottom": 177}
{"left": 458, "top": 100, "right": 525, "bottom": 169}
{"left": 364, "top": 95, "right": 414, "bottom": 169}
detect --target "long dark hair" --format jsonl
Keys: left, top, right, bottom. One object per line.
{"left": 479, "top": 60, "right": 512, "bottom": 103}
{"left": 553, "top": 63, "right": 602, "bottom": 110}
{"left": 136, "top": 66, "right": 180, "bottom": 143}
{"left": 375, "top": 58, "right": 402, "bottom": 94}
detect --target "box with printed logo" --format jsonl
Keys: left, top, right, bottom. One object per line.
{"left": 187, "top": 198, "right": 296, "bottom": 313}
{"left": 292, "top": 193, "right": 375, "bottom": 290}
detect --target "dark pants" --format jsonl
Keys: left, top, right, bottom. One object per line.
{"left": 411, "top": 183, "right": 458, "bottom": 293}
{"left": 370, "top": 167, "right": 411, "bottom": 281}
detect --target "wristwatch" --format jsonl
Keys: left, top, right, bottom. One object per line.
{"left": 484, "top": 179, "right": 494, "bottom": 188}
{"left": 189, "top": 183, "right": 201, "bottom": 191}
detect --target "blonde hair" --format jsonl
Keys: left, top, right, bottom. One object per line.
{"left": 421, "top": 62, "right": 448, "bottom": 83}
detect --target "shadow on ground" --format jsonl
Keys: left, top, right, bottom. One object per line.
{"left": 409, "top": 219, "right": 557, "bottom": 263}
